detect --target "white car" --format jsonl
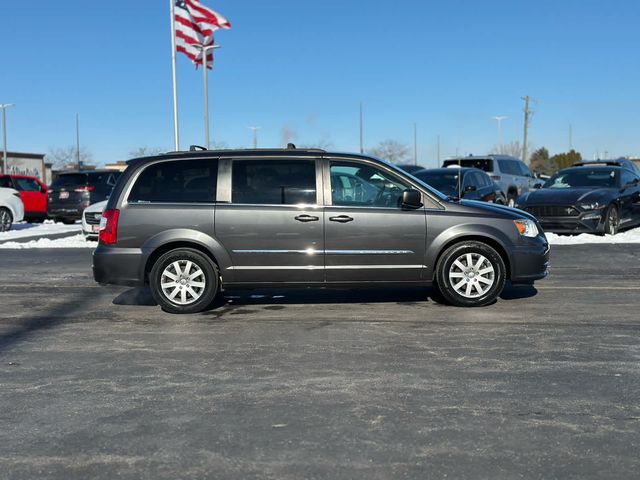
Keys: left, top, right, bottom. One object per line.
{"left": 81, "top": 200, "right": 107, "bottom": 241}
{"left": 0, "top": 187, "right": 25, "bottom": 232}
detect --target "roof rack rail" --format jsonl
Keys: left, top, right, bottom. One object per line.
{"left": 189, "top": 145, "right": 207, "bottom": 151}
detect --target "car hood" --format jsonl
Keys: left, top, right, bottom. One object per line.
{"left": 449, "top": 199, "right": 537, "bottom": 222}
{"left": 519, "top": 187, "right": 614, "bottom": 206}
{"left": 85, "top": 200, "right": 108, "bottom": 213}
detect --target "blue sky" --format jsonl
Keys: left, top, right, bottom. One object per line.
{"left": 2, "top": 0, "right": 640, "bottom": 167}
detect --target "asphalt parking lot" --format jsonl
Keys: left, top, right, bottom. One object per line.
{"left": 1, "top": 245, "right": 639, "bottom": 479}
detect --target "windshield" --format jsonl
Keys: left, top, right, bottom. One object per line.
{"left": 50, "top": 173, "right": 88, "bottom": 189}
{"left": 414, "top": 172, "right": 459, "bottom": 196}
{"left": 544, "top": 169, "right": 619, "bottom": 189}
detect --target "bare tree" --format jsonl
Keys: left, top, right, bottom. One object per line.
{"left": 46, "top": 146, "right": 93, "bottom": 170}
{"left": 281, "top": 124, "right": 297, "bottom": 146}
{"left": 128, "top": 146, "right": 165, "bottom": 158}
{"left": 367, "top": 139, "right": 411, "bottom": 164}
{"left": 489, "top": 141, "right": 534, "bottom": 161}
{"left": 300, "top": 134, "right": 333, "bottom": 150}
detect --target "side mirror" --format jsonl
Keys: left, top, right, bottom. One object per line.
{"left": 401, "top": 189, "right": 423, "bottom": 209}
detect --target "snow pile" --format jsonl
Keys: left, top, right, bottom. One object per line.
{"left": 0, "top": 234, "right": 95, "bottom": 249}
{"left": 1, "top": 221, "right": 81, "bottom": 241}
{"left": 546, "top": 227, "right": 640, "bottom": 245}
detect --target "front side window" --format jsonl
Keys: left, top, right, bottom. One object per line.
{"left": 231, "top": 159, "right": 316, "bottom": 205}
{"left": 128, "top": 159, "right": 217, "bottom": 203}
{"left": 330, "top": 162, "right": 411, "bottom": 208}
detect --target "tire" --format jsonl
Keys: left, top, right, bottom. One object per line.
{"left": 435, "top": 241, "right": 507, "bottom": 307}
{"left": 603, "top": 204, "right": 619, "bottom": 235}
{"left": 61, "top": 218, "right": 77, "bottom": 225}
{"left": 0, "top": 208, "right": 12, "bottom": 232}
{"left": 149, "top": 248, "right": 219, "bottom": 314}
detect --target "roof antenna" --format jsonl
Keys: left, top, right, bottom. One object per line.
{"left": 286, "top": 143, "right": 296, "bottom": 149}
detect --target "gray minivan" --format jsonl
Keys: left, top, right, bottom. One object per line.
{"left": 93, "top": 148, "right": 549, "bottom": 313}
{"left": 442, "top": 155, "right": 540, "bottom": 206}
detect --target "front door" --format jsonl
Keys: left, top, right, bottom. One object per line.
{"left": 215, "top": 157, "right": 324, "bottom": 284}
{"left": 323, "top": 159, "right": 427, "bottom": 282}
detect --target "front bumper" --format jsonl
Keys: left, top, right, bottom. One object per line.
{"left": 536, "top": 212, "right": 604, "bottom": 234}
{"left": 510, "top": 236, "right": 550, "bottom": 283}
{"left": 93, "top": 245, "right": 146, "bottom": 286}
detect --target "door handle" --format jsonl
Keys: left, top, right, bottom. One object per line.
{"left": 329, "top": 215, "right": 354, "bottom": 223}
{"left": 295, "top": 214, "right": 319, "bottom": 223}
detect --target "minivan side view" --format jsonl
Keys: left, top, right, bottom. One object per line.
{"left": 93, "top": 148, "right": 550, "bottom": 314}
{"left": 442, "top": 155, "right": 541, "bottom": 206}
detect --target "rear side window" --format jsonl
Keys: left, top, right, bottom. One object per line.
{"left": 443, "top": 159, "right": 493, "bottom": 172}
{"left": 232, "top": 159, "right": 316, "bottom": 205}
{"left": 0, "top": 176, "right": 13, "bottom": 188}
{"left": 128, "top": 159, "right": 218, "bottom": 203}
{"left": 51, "top": 174, "right": 88, "bottom": 189}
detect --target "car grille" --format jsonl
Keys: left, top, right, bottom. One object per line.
{"left": 524, "top": 205, "right": 580, "bottom": 217}
{"left": 84, "top": 211, "right": 102, "bottom": 225}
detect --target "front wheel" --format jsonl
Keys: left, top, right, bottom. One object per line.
{"left": 149, "top": 248, "right": 219, "bottom": 314}
{"left": 603, "top": 204, "right": 619, "bottom": 235}
{"left": 435, "top": 241, "right": 506, "bottom": 307}
{"left": 0, "top": 208, "right": 13, "bottom": 232}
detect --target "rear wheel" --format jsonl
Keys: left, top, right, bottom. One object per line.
{"left": 435, "top": 241, "right": 506, "bottom": 307}
{"left": 604, "top": 204, "right": 619, "bottom": 235}
{"left": 0, "top": 208, "right": 12, "bottom": 232}
{"left": 149, "top": 248, "right": 219, "bottom": 314}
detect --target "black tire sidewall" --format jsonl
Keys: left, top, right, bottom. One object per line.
{"left": 605, "top": 205, "right": 618, "bottom": 235}
{"left": 436, "top": 241, "right": 506, "bottom": 307}
{"left": 150, "top": 248, "right": 219, "bottom": 314}
{"left": 0, "top": 208, "right": 12, "bottom": 232}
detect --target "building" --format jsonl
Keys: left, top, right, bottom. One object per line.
{"left": 104, "top": 161, "right": 129, "bottom": 172}
{"left": 1, "top": 151, "right": 53, "bottom": 184}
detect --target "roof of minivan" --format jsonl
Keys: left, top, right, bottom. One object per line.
{"left": 57, "top": 169, "right": 118, "bottom": 174}
{"left": 125, "top": 148, "right": 390, "bottom": 166}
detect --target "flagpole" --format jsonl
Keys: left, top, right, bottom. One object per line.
{"left": 195, "top": 44, "right": 219, "bottom": 149}
{"left": 169, "top": 0, "right": 180, "bottom": 150}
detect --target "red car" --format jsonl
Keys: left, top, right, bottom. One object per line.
{"left": 0, "top": 174, "right": 48, "bottom": 221}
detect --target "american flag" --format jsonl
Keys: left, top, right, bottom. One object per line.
{"left": 174, "top": 0, "right": 231, "bottom": 69}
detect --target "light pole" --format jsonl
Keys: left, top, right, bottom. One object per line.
{"left": 193, "top": 43, "right": 220, "bottom": 149}
{"left": 1, "top": 103, "right": 15, "bottom": 174}
{"left": 248, "top": 126, "right": 261, "bottom": 148}
{"left": 492, "top": 116, "right": 507, "bottom": 149}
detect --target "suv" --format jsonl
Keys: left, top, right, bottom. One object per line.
{"left": 442, "top": 155, "right": 540, "bottom": 206}
{"left": 48, "top": 170, "right": 121, "bottom": 223}
{"left": 0, "top": 174, "right": 48, "bottom": 221}
{"left": 93, "top": 148, "right": 550, "bottom": 313}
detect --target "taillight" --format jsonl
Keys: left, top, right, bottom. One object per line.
{"left": 74, "top": 185, "right": 96, "bottom": 193}
{"left": 13, "top": 192, "right": 21, "bottom": 199}
{"left": 99, "top": 209, "right": 120, "bottom": 244}
{"left": 491, "top": 175, "right": 501, "bottom": 180}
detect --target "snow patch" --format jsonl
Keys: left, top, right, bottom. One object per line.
{"left": 1, "top": 222, "right": 81, "bottom": 241}
{"left": 0, "top": 234, "right": 95, "bottom": 249}
{"left": 546, "top": 227, "right": 640, "bottom": 245}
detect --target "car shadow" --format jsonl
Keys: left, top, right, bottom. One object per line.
{"left": 111, "top": 282, "right": 538, "bottom": 312}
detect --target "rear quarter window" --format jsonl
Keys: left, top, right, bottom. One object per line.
{"left": 128, "top": 159, "right": 218, "bottom": 203}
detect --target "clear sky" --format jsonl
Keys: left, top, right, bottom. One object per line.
{"left": 2, "top": 0, "right": 640, "bottom": 167}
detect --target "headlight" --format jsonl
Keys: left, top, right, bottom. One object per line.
{"left": 579, "top": 202, "right": 604, "bottom": 210}
{"left": 514, "top": 219, "right": 539, "bottom": 237}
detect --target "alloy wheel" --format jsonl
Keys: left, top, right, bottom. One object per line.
{"left": 0, "top": 209, "right": 12, "bottom": 232}
{"left": 448, "top": 252, "right": 495, "bottom": 299}
{"left": 160, "top": 260, "right": 207, "bottom": 305}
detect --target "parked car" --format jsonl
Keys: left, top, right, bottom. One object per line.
{"left": 516, "top": 165, "right": 640, "bottom": 235}
{"left": 82, "top": 200, "right": 108, "bottom": 241}
{"left": 573, "top": 159, "right": 640, "bottom": 176}
{"left": 412, "top": 167, "right": 507, "bottom": 204}
{"left": 47, "top": 170, "right": 121, "bottom": 224}
{"left": 442, "top": 155, "right": 540, "bottom": 206}
{"left": 395, "top": 164, "right": 426, "bottom": 175}
{"left": 0, "top": 174, "right": 48, "bottom": 222}
{"left": 93, "top": 148, "right": 549, "bottom": 313}
{"left": 0, "top": 187, "right": 25, "bottom": 232}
